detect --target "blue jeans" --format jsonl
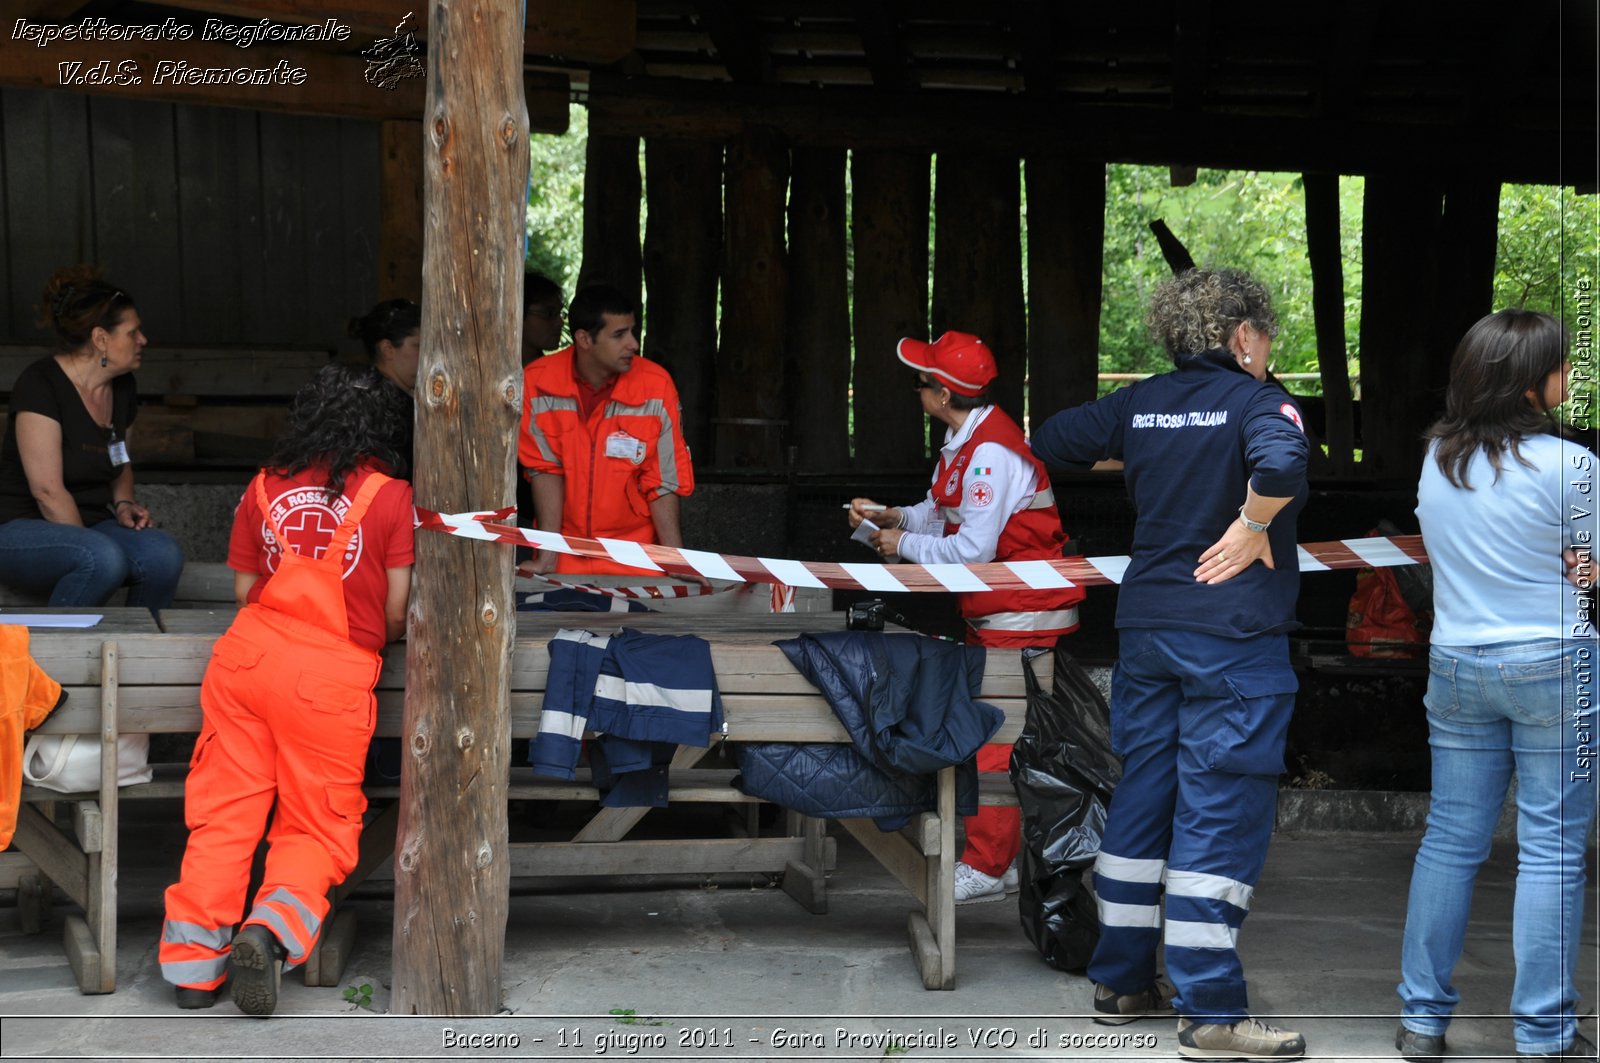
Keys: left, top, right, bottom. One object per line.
{"left": 1088, "top": 627, "right": 1298, "bottom": 1025}
{"left": 0, "top": 518, "right": 185, "bottom": 610}
{"left": 1398, "top": 638, "right": 1598, "bottom": 1055}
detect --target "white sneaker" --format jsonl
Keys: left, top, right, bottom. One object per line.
{"left": 954, "top": 861, "right": 1007, "bottom": 904}
{"left": 1001, "top": 860, "right": 1020, "bottom": 894}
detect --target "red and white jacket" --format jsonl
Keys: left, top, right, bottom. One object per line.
{"left": 896, "top": 406, "right": 1083, "bottom": 647}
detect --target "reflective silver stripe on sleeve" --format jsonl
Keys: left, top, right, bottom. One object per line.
{"left": 965, "top": 607, "right": 1080, "bottom": 632}
{"left": 1095, "top": 898, "right": 1163, "bottom": 928}
{"left": 1094, "top": 852, "right": 1167, "bottom": 884}
{"left": 604, "top": 398, "right": 681, "bottom": 492}
{"left": 1165, "top": 869, "right": 1255, "bottom": 911}
{"left": 526, "top": 396, "right": 578, "bottom": 466}
{"left": 161, "top": 955, "right": 229, "bottom": 985}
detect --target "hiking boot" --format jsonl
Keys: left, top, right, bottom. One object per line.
{"left": 228, "top": 924, "right": 285, "bottom": 1018}
{"left": 174, "top": 986, "right": 218, "bottom": 1010}
{"left": 953, "top": 862, "right": 1006, "bottom": 904}
{"left": 1002, "top": 860, "right": 1020, "bottom": 895}
{"left": 1177, "top": 1016, "right": 1306, "bottom": 1060}
{"left": 1395, "top": 1023, "right": 1445, "bottom": 1062}
{"left": 1092, "top": 978, "right": 1176, "bottom": 1025}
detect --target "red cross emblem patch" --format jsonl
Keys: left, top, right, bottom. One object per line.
{"left": 1279, "top": 402, "right": 1305, "bottom": 433}
{"left": 968, "top": 480, "right": 994, "bottom": 507}
{"left": 263, "top": 488, "right": 364, "bottom": 577}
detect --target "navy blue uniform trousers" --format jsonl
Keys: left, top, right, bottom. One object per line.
{"left": 1086, "top": 627, "right": 1298, "bottom": 1024}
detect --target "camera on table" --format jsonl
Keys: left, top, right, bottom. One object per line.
{"left": 846, "top": 599, "right": 888, "bottom": 631}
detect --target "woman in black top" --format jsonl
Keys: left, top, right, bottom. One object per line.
{"left": 0, "top": 266, "right": 184, "bottom": 608}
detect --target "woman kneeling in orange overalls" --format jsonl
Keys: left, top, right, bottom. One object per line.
{"left": 160, "top": 365, "right": 414, "bottom": 1015}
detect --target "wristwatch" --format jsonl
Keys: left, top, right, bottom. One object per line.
{"left": 1237, "top": 506, "right": 1271, "bottom": 533}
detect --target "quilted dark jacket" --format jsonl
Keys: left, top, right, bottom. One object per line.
{"left": 733, "top": 631, "right": 1003, "bottom": 826}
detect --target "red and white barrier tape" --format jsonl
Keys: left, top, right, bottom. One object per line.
{"left": 417, "top": 506, "right": 1429, "bottom": 593}
{"left": 524, "top": 575, "right": 723, "bottom": 600}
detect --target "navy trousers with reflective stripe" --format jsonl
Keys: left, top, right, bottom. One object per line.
{"left": 1087, "top": 627, "right": 1297, "bottom": 1025}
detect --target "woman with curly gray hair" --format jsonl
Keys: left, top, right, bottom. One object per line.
{"left": 159, "top": 365, "right": 414, "bottom": 1018}
{"left": 1032, "top": 268, "right": 1310, "bottom": 1060}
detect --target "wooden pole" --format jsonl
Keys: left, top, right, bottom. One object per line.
{"left": 576, "top": 133, "right": 643, "bottom": 302}
{"left": 786, "top": 147, "right": 851, "bottom": 471}
{"left": 379, "top": 121, "right": 424, "bottom": 302}
{"left": 850, "top": 149, "right": 930, "bottom": 470}
{"left": 1024, "top": 157, "right": 1105, "bottom": 432}
{"left": 717, "top": 126, "right": 790, "bottom": 469}
{"left": 1302, "top": 172, "right": 1356, "bottom": 474}
{"left": 641, "top": 138, "right": 723, "bottom": 458}
{"left": 390, "top": 0, "right": 526, "bottom": 1016}
{"left": 932, "top": 151, "right": 1026, "bottom": 425}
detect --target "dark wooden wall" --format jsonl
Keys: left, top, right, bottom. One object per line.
{"left": 0, "top": 87, "right": 380, "bottom": 352}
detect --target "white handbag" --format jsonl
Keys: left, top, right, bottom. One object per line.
{"left": 21, "top": 733, "right": 153, "bottom": 794}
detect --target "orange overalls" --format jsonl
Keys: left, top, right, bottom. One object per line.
{"left": 159, "top": 472, "right": 391, "bottom": 991}
{"left": 0, "top": 626, "right": 64, "bottom": 850}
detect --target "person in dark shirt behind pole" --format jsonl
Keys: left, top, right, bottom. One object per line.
{"left": 1031, "top": 268, "right": 1310, "bottom": 1061}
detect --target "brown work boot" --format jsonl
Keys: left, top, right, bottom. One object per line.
{"left": 1092, "top": 978, "right": 1177, "bottom": 1025}
{"left": 1177, "top": 1016, "right": 1306, "bottom": 1059}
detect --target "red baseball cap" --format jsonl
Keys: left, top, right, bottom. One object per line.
{"left": 896, "top": 331, "right": 997, "bottom": 397}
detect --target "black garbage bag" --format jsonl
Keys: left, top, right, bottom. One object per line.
{"left": 1012, "top": 645, "right": 1121, "bottom": 972}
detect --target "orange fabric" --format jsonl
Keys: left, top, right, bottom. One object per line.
{"left": 519, "top": 346, "right": 694, "bottom": 575}
{"left": 160, "top": 473, "right": 389, "bottom": 989}
{"left": 0, "top": 626, "right": 64, "bottom": 851}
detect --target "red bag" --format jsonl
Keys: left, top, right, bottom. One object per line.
{"left": 1346, "top": 565, "right": 1423, "bottom": 658}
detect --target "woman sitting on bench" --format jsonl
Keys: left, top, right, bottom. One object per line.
{"left": 0, "top": 265, "right": 184, "bottom": 610}
{"left": 159, "top": 364, "right": 414, "bottom": 1017}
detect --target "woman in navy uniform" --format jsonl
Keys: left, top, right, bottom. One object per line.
{"left": 1032, "top": 269, "right": 1309, "bottom": 1061}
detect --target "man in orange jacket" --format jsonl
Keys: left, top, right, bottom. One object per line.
{"left": 517, "top": 283, "right": 694, "bottom": 576}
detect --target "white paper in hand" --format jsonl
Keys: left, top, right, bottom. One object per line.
{"left": 851, "top": 517, "right": 880, "bottom": 551}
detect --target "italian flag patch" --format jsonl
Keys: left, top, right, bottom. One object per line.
{"left": 970, "top": 466, "right": 993, "bottom": 476}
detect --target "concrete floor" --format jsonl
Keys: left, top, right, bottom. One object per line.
{"left": 0, "top": 799, "right": 1595, "bottom": 1062}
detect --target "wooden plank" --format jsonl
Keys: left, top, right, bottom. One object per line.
{"left": 926, "top": 763, "right": 956, "bottom": 989}
{"left": 11, "top": 804, "right": 90, "bottom": 910}
{"left": 505, "top": 836, "right": 824, "bottom": 877}
{"left": 0, "top": 346, "right": 332, "bottom": 395}
{"left": 576, "top": 133, "right": 643, "bottom": 300}
{"left": 151, "top": 0, "right": 636, "bottom": 63}
{"left": 850, "top": 149, "right": 931, "bottom": 470}
{"left": 716, "top": 126, "right": 790, "bottom": 470}
{"left": 301, "top": 117, "right": 347, "bottom": 352}
{"left": 174, "top": 103, "right": 244, "bottom": 340}
{"left": 571, "top": 743, "right": 709, "bottom": 842}
{"left": 1302, "top": 171, "right": 1356, "bottom": 474}
{"left": 786, "top": 148, "right": 851, "bottom": 471}
{"left": 1024, "top": 156, "right": 1105, "bottom": 433}
{"left": 315, "top": 908, "right": 359, "bottom": 987}
{"left": 932, "top": 150, "right": 1025, "bottom": 423}
{"left": 336, "top": 118, "right": 382, "bottom": 347}
{"left": 93, "top": 641, "right": 118, "bottom": 994}
{"left": 837, "top": 816, "right": 927, "bottom": 906}
{"left": 89, "top": 97, "right": 182, "bottom": 333}
{"left": 0, "top": 851, "right": 37, "bottom": 891}
{"left": 258, "top": 113, "right": 310, "bottom": 346}
{"left": 0, "top": 40, "right": 426, "bottom": 121}
{"left": 62, "top": 914, "right": 104, "bottom": 995}
{"left": 391, "top": 0, "right": 526, "bottom": 1017}
{"left": 232, "top": 110, "right": 271, "bottom": 344}
{"left": 2, "top": 89, "right": 92, "bottom": 338}
{"left": 641, "top": 138, "right": 722, "bottom": 458}
{"left": 379, "top": 122, "right": 424, "bottom": 302}
{"left": 69, "top": 800, "right": 102, "bottom": 854}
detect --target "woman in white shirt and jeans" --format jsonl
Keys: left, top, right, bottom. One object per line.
{"left": 1398, "top": 309, "right": 1596, "bottom": 1061}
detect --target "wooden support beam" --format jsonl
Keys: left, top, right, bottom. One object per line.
{"left": 855, "top": 0, "right": 910, "bottom": 91}
{"left": 1024, "top": 157, "right": 1105, "bottom": 432}
{"left": 391, "top": 0, "right": 525, "bottom": 1019}
{"left": 1302, "top": 172, "right": 1356, "bottom": 474}
{"left": 932, "top": 151, "right": 1026, "bottom": 425}
{"left": 642, "top": 138, "right": 723, "bottom": 458}
{"left": 696, "top": 0, "right": 771, "bottom": 85}
{"left": 1170, "top": 0, "right": 1212, "bottom": 113}
{"left": 586, "top": 75, "right": 1574, "bottom": 186}
{"left": 576, "top": 134, "right": 643, "bottom": 301}
{"left": 379, "top": 121, "right": 424, "bottom": 301}
{"left": 1014, "top": 0, "right": 1056, "bottom": 96}
{"left": 716, "top": 126, "right": 790, "bottom": 470}
{"left": 786, "top": 147, "right": 851, "bottom": 471}
{"left": 147, "top": 0, "right": 636, "bottom": 62}
{"left": 1357, "top": 177, "right": 1444, "bottom": 481}
{"left": 850, "top": 149, "right": 930, "bottom": 470}
{"left": 0, "top": 39, "right": 424, "bottom": 121}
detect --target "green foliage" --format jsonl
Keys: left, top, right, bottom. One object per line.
{"left": 1494, "top": 183, "right": 1599, "bottom": 316}
{"left": 525, "top": 104, "right": 588, "bottom": 294}
{"left": 341, "top": 981, "right": 374, "bottom": 1010}
{"left": 609, "top": 1007, "right": 665, "bottom": 1026}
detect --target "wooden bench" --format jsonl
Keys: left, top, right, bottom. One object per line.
{"left": 11, "top": 610, "right": 1043, "bottom": 993}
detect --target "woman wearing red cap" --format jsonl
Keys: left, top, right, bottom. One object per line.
{"left": 847, "top": 330, "right": 1083, "bottom": 904}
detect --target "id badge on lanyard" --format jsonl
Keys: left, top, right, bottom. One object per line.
{"left": 107, "top": 429, "right": 130, "bottom": 468}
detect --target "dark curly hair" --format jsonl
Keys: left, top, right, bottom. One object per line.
{"left": 268, "top": 364, "right": 411, "bottom": 501}
{"left": 347, "top": 298, "right": 420, "bottom": 361}
{"left": 37, "top": 264, "right": 137, "bottom": 352}
{"left": 1145, "top": 268, "right": 1279, "bottom": 362}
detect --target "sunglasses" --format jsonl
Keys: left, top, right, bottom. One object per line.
{"left": 911, "top": 376, "right": 938, "bottom": 392}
